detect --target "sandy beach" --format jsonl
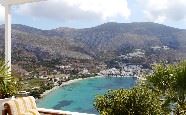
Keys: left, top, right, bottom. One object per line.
{"left": 40, "top": 75, "right": 141, "bottom": 98}
{"left": 40, "top": 86, "right": 60, "bottom": 97}
{"left": 40, "top": 76, "right": 102, "bottom": 98}
{"left": 60, "top": 76, "right": 102, "bottom": 87}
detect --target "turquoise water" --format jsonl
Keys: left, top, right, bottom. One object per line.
{"left": 37, "top": 76, "right": 137, "bottom": 114}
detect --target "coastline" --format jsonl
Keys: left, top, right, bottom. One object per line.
{"left": 40, "top": 76, "right": 102, "bottom": 98}
{"left": 39, "top": 75, "right": 141, "bottom": 98}
{"left": 60, "top": 76, "right": 102, "bottom": 87}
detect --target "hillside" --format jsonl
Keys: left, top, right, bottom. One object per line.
{"left": 0, "top": 22, "right": 186, "bottom": 66}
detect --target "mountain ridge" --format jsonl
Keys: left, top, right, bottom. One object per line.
{"left": 0, "top": 22, "right": 186, "bottom": 60}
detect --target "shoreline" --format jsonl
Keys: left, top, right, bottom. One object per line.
{"left": 60, "top": 76, "right": 102, "bottom": 87}
{"left": 40, "top": 76, "right": 102, "bottom": 98}
{"left": 40, "top": 75, "right": 140, "bottom": 98}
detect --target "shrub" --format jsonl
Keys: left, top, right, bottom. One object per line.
{"left": 0, "top": 60, "right": 20, "bottom": 99}
{"left": 94, "top": 87, "right": 166, "bottom": 115}
{"left": 94, "top": 61, "right": 186, "bottom": 115}
{"left": 146, "top": 61, "right": 186, "bottom": 114}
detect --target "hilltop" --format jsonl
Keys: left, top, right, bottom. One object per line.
{"left": 0, "top": 22, "right": 186, "bottom": 74}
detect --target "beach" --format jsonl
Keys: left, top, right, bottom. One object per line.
{"left": 40, "top": 76, "right": 102, "bottom": 98}
{"left": 37, "top": 76, "right": 137, "bottom": 113}
{"left": 40, "top": 75, "right": 142, "bottom": 98}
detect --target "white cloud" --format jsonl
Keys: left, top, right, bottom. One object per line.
{"left": 16, "top": 0, "right": 131, "bottom": 22}
{"left": 0, "top": 5, "right": 5, "bottom": 23}
{"left": 139, "top": 0, "right": 186, "bottom": 23}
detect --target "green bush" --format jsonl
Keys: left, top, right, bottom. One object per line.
{"left": 146, "top": 61, "right": 186, "bottom": 114}
{"left": 0, "top": 60, "right": 20, "bottom": 99}
{"left": 94, "top": 87, "right": 166, "bottom": 115}
{"left": 94, "top": 61, "right": 186, "bottom": 115}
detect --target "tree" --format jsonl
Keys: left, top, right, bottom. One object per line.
{"left": 94, "top": 87, "right": 166, "bottom": 115}
{"left": 94, "top": 61, "right": 186, "bottom": 115}
{"left": 173, "top": 62, "right": 186, "bottom": 114}
{"left": 145, "top": 63, "right": 175, "bottom": 95}
{"left": 146, "top": 62, "right": 186, "bottom": 114}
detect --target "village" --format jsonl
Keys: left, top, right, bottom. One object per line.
{"left": 18, "top": 59, "right": 152, "bottom": 98}
{"left": 15, "top": 46, "right": 173, "bottom": 98}
{"left": 17, "top": 47, "right": 167, "bottom": 97}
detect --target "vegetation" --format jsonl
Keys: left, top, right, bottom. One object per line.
{"left": 94, "top": 87, "right": 165, "bottom": 115}
{"left": 22, "top": 78, "right": 54, "bottom": 98}
{"left": 0, "top": 60, "right": 20, "bottom": 99}
{"left": 94, "top": 61, "right": 186, "bottom": 115}
{"left": 2, "top": 23, "right": 185, "bottom": 74}
{"left": 146, "top": 62, "right": 186, "bottom": 114}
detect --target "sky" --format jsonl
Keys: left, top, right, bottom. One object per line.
{"left": 0, "top": 0, "right": 186, "bottom": 30}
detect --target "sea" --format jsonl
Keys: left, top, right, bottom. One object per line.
{"left": 37, "top": 76, "right": 137, "bottom": 114}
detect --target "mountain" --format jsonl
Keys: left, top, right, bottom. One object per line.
{"left": 0, "top": 22, "right": 186, "bottom": 61}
